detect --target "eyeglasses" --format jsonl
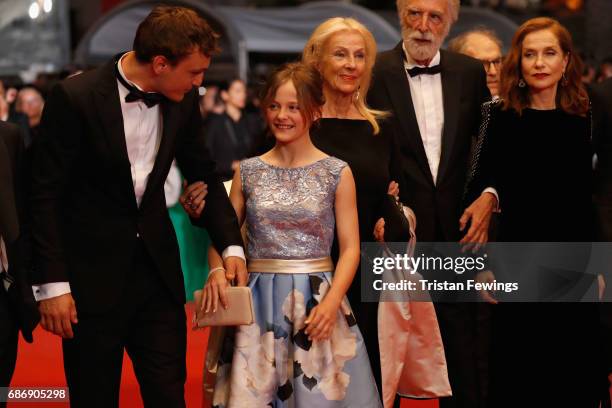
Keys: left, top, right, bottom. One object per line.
{"left": 481, "top": 58, "right": 503, "bottom": 71}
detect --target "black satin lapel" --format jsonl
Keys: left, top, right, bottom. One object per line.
{"left": 0, "top": 137, "right": 19, "bottom": 242}
{"left": 94, "top": 61, "right": 137, "bottom": 205}
{"left": 385, "top": 48, "right": 435, "bottom": 186}
{"left": 139, "top": 100, "right": 180, "bottom": 207}
{"left": 438, "top": 53, "right": 461, "bottom": 185}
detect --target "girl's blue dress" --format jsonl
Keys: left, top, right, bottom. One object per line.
{"left": 211, "top": 156, "right": 381, "bottom": 407}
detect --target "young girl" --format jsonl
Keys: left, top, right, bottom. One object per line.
{"left": 193, "top": 62, "right": 381, "bottom": 407}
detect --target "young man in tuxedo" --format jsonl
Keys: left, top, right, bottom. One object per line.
{"left": 0, "top": 121, "right": 38, "bottom": 408}
{"left": 30, "top": 6, "right": 245, "bottom": 408}
{"left": 368, "top": 1, "right": 497, "bottom": 407}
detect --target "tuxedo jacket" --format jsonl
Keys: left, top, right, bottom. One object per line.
{"left": 368, "top": 43, "right": 490, "bottom": 241}
{"left": 0, "top": 121, "right": 38, "bottom": 342}
{"left": 30, "top": 58, "right": 242, "bottom": 313}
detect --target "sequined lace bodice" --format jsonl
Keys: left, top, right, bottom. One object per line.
{"left": 240, "top": 156, "right": 347, "bottom": 259}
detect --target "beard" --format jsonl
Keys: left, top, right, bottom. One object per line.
{"left": 402, "top": 26, "right": 447, "bottom": 63}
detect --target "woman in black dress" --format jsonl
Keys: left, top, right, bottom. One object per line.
{"left": 471, "top": 18, "right": 601, "bottom": 407}
{"left": 301, "top": 19, "right": 445, "bottom": 405}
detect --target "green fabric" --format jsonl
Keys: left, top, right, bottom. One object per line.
{"left": 169, "top": 204, "right": 211, "bottom": 301}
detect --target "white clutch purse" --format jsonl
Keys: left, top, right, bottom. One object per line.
{"left": 193, "top": 287, "right": 255, "bottom": 327}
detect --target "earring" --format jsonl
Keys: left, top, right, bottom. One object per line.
{"left": 354, "top": 86, "right": 360, "bottom": 101}
{"left": 561, "top": 72, "right": 568, "bottom": 87}
{"left": 518, "top": 78, "right": 526, "bottom": 88}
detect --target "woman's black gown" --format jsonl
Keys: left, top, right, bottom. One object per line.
{"left": 478, "top": 106, "right": 601, "bottom": 407}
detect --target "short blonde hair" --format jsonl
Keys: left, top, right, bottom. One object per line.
{"left": 302, "top": 17, "right": 387, "bottom": 135}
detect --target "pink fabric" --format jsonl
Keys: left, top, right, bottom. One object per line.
{"left": 378, "top": 300, "right": 451, "bottom": 406}
{"left": 378, "top": 206, "right": 451, "bottom": 408}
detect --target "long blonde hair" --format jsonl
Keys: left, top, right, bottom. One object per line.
{"left": 302, "top": 17, "right": 387, "bottom": 134}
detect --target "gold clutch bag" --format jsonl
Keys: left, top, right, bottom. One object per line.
{"left": 193, "top": 287, "right": 255, "bottom": 327}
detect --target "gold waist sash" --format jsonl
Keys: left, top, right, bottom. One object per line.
{"left": 248, "top": 257, "right": 333, "bottom": 274}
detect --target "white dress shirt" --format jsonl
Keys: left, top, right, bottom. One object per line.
{"left": 403, "top": 45, "right": 444, "bottom": 184}
{"left": 402, "top": 44, "right": 499, "bottom": 203}
{"left": 33, "top": 53, "right": 244, "bottom": 301}
{"left": 117, "top": 56, "right": 163, "bottom": 207}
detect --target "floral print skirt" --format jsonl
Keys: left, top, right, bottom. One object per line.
{"left": 209, "top": 271, "right": 381, "bottom": 408}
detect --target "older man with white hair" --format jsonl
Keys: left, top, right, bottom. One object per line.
{"left": 369, "top": 1, "right": 495, "bottom": 407}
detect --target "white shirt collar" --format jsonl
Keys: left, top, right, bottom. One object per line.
{"left": 116, "top": 52, "right": 145, "bottom": 92}
{"left": 402, "top": 42, "right": 441, "bottom": 69}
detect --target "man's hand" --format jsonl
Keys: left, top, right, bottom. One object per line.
{"left": 38, "top": 293, "right": 78, "bottom": 339}
{"left": 179, "top": 180, "right": 208, "bottom": 218}
{"left": 475, "top": 270, "right": 498, "bottom": 304}
{"left": 224, "top": 256, "right": 248, "bottom": 286}
{"left": 459, "top": 192, "right": 497, "bottom": 252}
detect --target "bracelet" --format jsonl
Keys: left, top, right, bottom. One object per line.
{"left": 209, "top": 266, "right": 226, "bottom": 276}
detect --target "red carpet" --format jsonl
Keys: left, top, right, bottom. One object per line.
{"left": 9, "top": 303, "right": 436, "bottom": 408}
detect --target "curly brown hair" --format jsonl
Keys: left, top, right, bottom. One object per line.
{"left": 500, "top": 17, "right": 589, "bottom": 116}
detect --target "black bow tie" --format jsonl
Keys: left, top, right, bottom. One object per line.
{"left": 115, "top": 63, "right": 165, "bottom": 108}
{"left": 406, "top": 65, "right": 442, "bottom": 77}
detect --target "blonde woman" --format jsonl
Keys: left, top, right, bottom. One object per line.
{"left": 303, "top": 18, "right": 449, "bottom": 407}
{"left": 303, "top": 20, "right": 396, "bottom": 386}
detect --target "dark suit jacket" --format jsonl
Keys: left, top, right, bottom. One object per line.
{"left": 591, "top": 78, "right": 612, "bottom": 242}
{"left": 0, "top": 121, "right": 38, "bottom": 342}
{"left": 30, "top": 58, "right": 243, "bottom": 313}
{"left": 368, "top": 43, "right": 490, "bottom": 241}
